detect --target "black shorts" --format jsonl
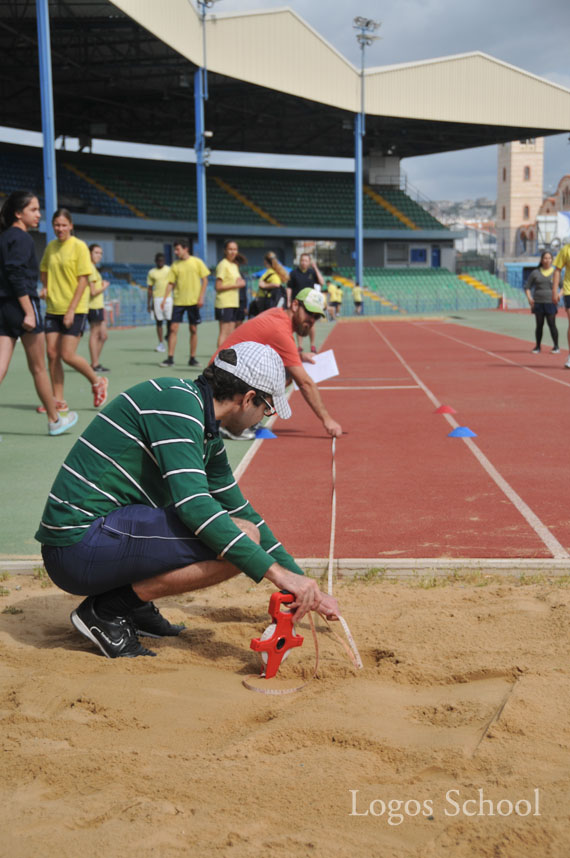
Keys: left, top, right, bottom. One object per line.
{"left": 0, "top": 296, "right": 43, "bottom": 338}
{"left": 88, "top": 308, "right": 105, "bottom": 324}
{"left": 563, "top": 295, "right": 570, "bottom": 310}
{"left": 235, "top": 308, "right": 245, "bottom": 322}
{"left": 532, "top": 302, "right": 558, "bottom": 316}
{"left": 172, "top": 304, "right": 201, "bottom": 325}
{"left": 354, "top": 301, "right": 363, "bottom": 307}
{"left": 215, "top": 307, "right": 239, "bottom": 323}
{"left": 44, "top": 312, "right": 87, "bottom": 336}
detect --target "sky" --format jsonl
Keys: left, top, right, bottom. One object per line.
{"left": 4, "top": 0, "right": 569, "bottom": 202}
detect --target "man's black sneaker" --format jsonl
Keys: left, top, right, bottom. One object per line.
{"left": 188, "top": 356, "right": 200, "bottom": 367}
{"left": 92, "top": 364, "right": 110, "bottom": 373}
{"left": 70, "top": 596, "right": 156, "bottom": 658}
{"left": 160, "top": 356, "right": 174, "bottom": 367}
{"left": 131, "top": 601, "right": 185, "bottom": 638}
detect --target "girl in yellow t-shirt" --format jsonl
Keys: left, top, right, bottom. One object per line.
{"left": 87, "top": 244, "right": 110, "bottom": 372}
{"left": 215, "top": 239, "right": 247, "bottom": 348}
{"left": 255, "top": 251, "right": 288, "bottom": 314}
{"left": 40, "top": 209, "right": 108, "bottom": 410}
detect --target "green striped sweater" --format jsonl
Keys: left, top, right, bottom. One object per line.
{"left": 35, "top": 377, "right": 304, "bottom": 583}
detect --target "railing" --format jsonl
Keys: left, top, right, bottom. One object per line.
{"left": 372, "top": 173, "right": 447, "bottom": 223}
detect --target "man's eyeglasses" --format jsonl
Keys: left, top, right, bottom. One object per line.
{"left": 301, "top": 306, "right": 322, "bottom": 321}
{"left": 256, "top": 393, "right": 276, "bottom": 417}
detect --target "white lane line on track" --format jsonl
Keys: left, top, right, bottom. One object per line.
{"left": 417, "top": 323, "right": 570, "bottom": 389}
{"left": 318, "top": 385, "right": 419, "bottom": 390}
{"left": 371, "top": 321, "right": 569, "bottom": 559}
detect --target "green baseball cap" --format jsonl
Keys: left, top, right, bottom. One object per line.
{"left": 295, "top": 287, "right": 326, "bottom": 316}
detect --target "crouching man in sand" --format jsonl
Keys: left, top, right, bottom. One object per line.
{"left": 36, "top": 342, "right": 339, "bottom": 658}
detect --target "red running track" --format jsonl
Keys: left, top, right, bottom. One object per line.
{"left": 238, "top": 319, "right": 570, "bottom": 560}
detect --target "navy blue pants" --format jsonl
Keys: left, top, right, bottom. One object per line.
{"left": 41, "top": 505, "right": 217, "bottom": 596}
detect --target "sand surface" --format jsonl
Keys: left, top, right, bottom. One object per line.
{"left": 1, "top": 571, "right": 569, "bottom": 858}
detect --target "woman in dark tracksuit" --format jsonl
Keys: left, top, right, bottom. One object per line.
{"left": 0, "top": 191, "right": 77, "bottom": 435}
{"left": 525, "top": 250, "right": 559, "bottom": 355}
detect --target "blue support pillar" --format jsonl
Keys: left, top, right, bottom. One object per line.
{"left": 194, "top": 68, "right": 207, "bottom": 263}
{"left": 354, "top": 112, "right": 364, "bottom": 289}
{"left": 36, "top": 0, "right": 57, "bottom": 242}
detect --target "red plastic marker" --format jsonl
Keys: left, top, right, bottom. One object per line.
{"left": 435, "top": 404, "right": 457, "bottom": 414}
{"left": 250, "top": 591, "right": 304, "bottom": 678}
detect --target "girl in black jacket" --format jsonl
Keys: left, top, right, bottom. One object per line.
{"left": 0, "top": 191, "right": 77, "bottom": 435}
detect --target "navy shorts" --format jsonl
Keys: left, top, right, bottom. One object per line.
{"left": 215, "top": 307, "right": 239, "bottom": 323}
{"left": 563, "top": 295, "right": 570, "bottom": 310}
{"left": 172, "top": 305, "right": 201, "bottom": 325}
{"left": 88, "top": 308, "right": 105, "bottom": 324}
{"left": 532, "top": 302, "right": 558, "bottom": 315}
{"left": 0, "top": 296, "right": 43, "bottom": 338}
{"left": 41, "top": 504, "right": 218, "bottom": 596}
{"left": 45, "top": 312, "right": 87, "bottom": 336}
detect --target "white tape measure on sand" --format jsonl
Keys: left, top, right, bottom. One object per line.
{"left": 243, "top": 437, "right": 362, "bottom": 695}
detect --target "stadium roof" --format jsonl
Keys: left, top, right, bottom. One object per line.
{"left": 4, "top": 0, "right": 570, "bottom": 159}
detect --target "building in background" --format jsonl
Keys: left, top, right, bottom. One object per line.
{"left": 536, "top": 175, "right": 570, "bottom": 250}
{"left": 496, "top": 138, "right": 544, "bottom": 270}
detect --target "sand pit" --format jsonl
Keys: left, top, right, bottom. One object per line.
{"left": 1, "top": 570, "right": 569, "bottom": 858}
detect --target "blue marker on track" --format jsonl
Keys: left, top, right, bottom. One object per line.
{"left": 448, "top": 426, "right": 477, "bottom": 438}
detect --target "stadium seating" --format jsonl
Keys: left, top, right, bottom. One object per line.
{"left": 0, "top": 147, "right": 132, "bottom": 217}
{"left": 336, "top": 267, "right": 500, "bottom": 314}
{"left": 0, "top": 145, "right": 448, "bottom": 231}
{"left": 464, "top": 268, "right": 525, "bottom": 307}
{"left": 374, "top": 188, "right": 446, "bottom": 230}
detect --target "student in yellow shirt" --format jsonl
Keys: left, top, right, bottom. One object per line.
{"left": 146, "top": 252, "right": 172, "bottom": 353}
{"left": 40, "top": 209, "right": 108, "bottom": 410}
{"left": 215, "top": 239, "right": 246, "bottom": 348}
{"left": 255, "top": 251, "right": 288, "bottom": 314}
{"left": 552, "top": 243, "right": 570, "bottom": 368}
{"left": 87, "top": 244, "right": 110, "bottom": 373}
{"left": 353, "top": 283, "right": 363, "bottom": 315}
{"left": 160, "top": 238, "right": 209, "bottom": 368}
{"left": 325, "top": 280, "right": 337, "bottom": 321}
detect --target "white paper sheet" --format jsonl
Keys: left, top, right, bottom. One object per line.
{"left": 292, "top": 349, "right": 339, "bottom": 389}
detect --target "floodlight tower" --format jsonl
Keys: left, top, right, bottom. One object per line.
{"left": 353, "top": 17, "right": 380, "bottom": 289}
{"left": 195, "top": 0, "right": 219, "bottom": 263}
{"left": 36, "top": 0, "right": 57, "bottom": 241}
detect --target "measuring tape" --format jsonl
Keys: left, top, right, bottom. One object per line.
{"left": 243, "top": 437, "right": 363, "bottom": 694}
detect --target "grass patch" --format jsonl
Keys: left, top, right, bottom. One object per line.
{"left": 517, "top": 573, "right": 548, "bottom": 586}
{"left": 2, "top": 606, "right": 23, "bottom": 615}
{"left": 411, "top": 570, "right": 494, "bottom": 588}
{"left": 0, "top": 571, "right": 10, "bottom": 582}
{"left": 0, "top": 586, "right": 10, "bottom": 597}
{"left": 357, "top": 567, "right": 386, "bottom": 583}
{"left": 413, "top": 575, "right": 449, "bottom": 589}
{"left": 33, "top": 566, "right": 53, "bottom": 588}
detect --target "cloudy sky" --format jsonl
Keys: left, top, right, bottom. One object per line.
{"left": 5, "top": 0, "right": 569, "bottom": 201}
{"left": 217, "top": 0, "right": 570, "bottom": 200}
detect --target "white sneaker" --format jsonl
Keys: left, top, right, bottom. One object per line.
{"left": 531, "top": 348, "right": 540, "bottom": 354}
{"left": 552, "top": 347, "right": 560, "bottom": 354}
{"left": 564, "top": 357, "right": 570, "bottom": 369}
{"left": 219, "top": 426, "right": 256, "bottom": 441}
{"left": 156, "top": 342, "right": 166, "bottom": 352}
{"left": 48, "top": 411, "right": 78, "bottom": 436}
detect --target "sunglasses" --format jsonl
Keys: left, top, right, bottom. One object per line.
{"left": 256, "top": 393, "right": 276, "bottom": 417}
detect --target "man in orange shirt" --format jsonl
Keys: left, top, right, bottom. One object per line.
{"left": 214, "top": 287, "right": 342, "bottom": 440}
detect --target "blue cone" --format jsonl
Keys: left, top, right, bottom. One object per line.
{"left": 448, "top": 426, "right": 477, "bottom": 438}
{"left": 255, "top": 427, "right": 277, "bottom": 439}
